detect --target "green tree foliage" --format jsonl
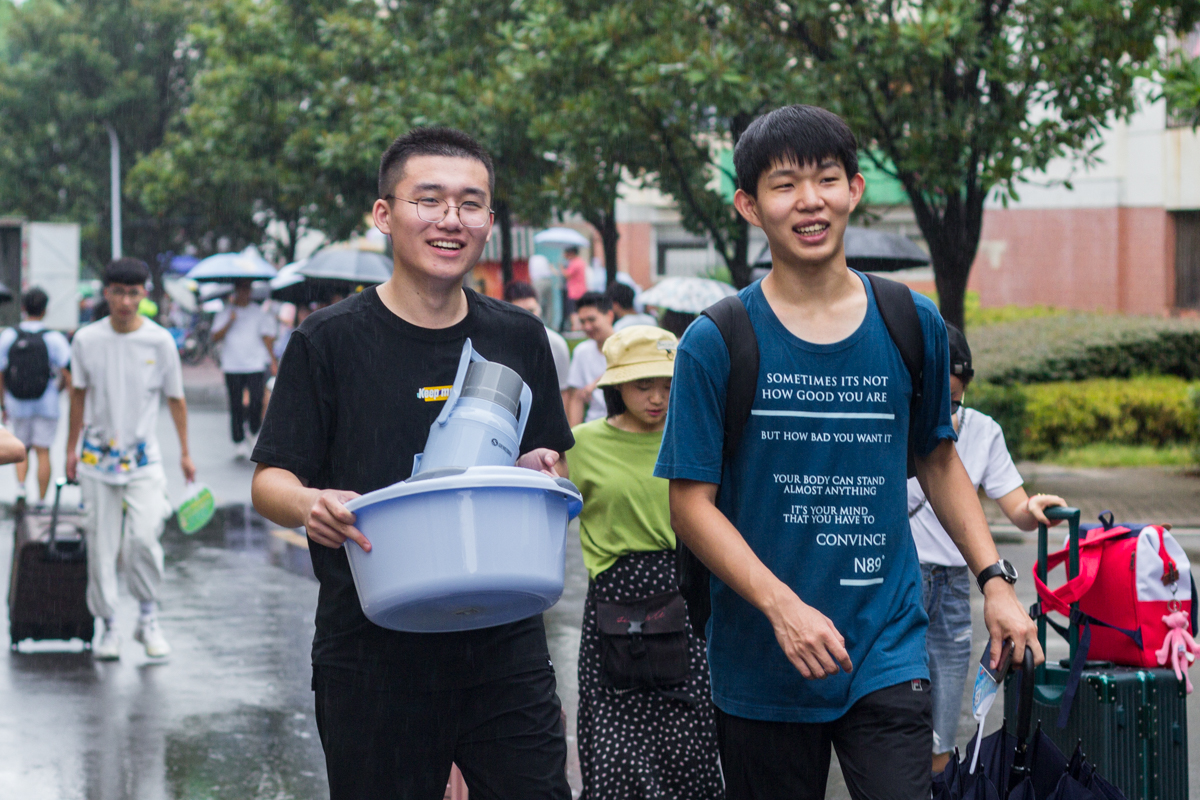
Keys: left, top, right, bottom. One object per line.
{"left": 512, "top": 0, "right": 803, "bottom": 288}
{"left": 1160, "top": 48, "right": 1200, "bottom": 129}
{"left": 312, "top": 0, "right": 556, "bottom": 283}
{"left": 0, "top": 0, "right": 192, "bottom": 272}
{"left": 129, "top": 0, "right": 375, "bottom": 264}
{"left": 744, "top": 0, "right": 1200, "bottom": 330}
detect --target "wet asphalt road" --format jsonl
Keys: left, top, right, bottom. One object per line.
{"left": 2, "top": 402, "right": 1198, "bottom": 798}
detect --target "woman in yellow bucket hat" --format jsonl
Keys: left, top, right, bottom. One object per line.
{"left": 567, "top": 325, "right": 723, "bottom": 798}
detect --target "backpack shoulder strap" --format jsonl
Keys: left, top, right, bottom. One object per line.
{"left": 865, "top": 273, "right": 924, "bottom": 405}
{"left": 700, "top": 295, "right": 759, "bottom": 461}
{"left": 864, "top": 273, "right": 925, "bottom": 477}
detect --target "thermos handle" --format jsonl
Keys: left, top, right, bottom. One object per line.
{"left": 516, "top": 383, "right": 533, "bottom": 445}
{"left": 436, "top": 338, "right": 477, "bottom": 427}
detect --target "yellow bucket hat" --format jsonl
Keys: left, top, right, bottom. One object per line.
{"left": 597, "top": 325, "right": 678, "bottom": 387}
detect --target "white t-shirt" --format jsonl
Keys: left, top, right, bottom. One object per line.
{"left": 545, "top": 326, "right": 571, "bottom": 391}
{"left": 0, "top": 321, "right": 71, "bottom": 418}
{"left": 908, "top": 407, "right": 1025, "bottom": 566}
{"left": 567, "top": 338, "right": 608, "bottom": 422}
{"left": 212, "top": 301, "right": 276, "bottom": 373}
{"left": 71, "top": 317, "right": 185, "bottom": 484}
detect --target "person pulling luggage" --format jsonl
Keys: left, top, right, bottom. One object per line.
{"left": 66, "top": 258, "right": 196, "bottom": 661}
{"left": 907, "top": 323, "right": 1066, "bottom": 774}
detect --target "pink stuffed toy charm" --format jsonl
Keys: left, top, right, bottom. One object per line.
{"left": 1155, "top": 611, "right": 1200, "bottom": 693}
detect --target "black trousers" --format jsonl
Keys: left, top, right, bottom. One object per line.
{"left": 313, "top": 665, "right": 571, "bottom": 800}
{"left": 223, "top": 371, "right": 265, "bottom": 442}
{"left": 717, "top": 679, "right": 933, "bottom": 800}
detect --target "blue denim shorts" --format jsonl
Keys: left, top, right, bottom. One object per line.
{"left": 921, "top": 563, "right": 974, "bottom": 754}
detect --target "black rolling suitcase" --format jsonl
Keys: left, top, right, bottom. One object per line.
{"left": 8, "top": 479, "right": 93, "bottom": 649}
{"left": 1004, "top": 507, "right": 1189, "bottom": 799}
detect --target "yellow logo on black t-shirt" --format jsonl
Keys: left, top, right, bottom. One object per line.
{"left": 417, "top": 385, "right": 452, "bottom": 402}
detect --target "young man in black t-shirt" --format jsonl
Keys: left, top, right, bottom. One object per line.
{"left": 251, "top": 127, "right": 574, "bottom": 800}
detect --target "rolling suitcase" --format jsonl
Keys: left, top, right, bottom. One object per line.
{"left": 8, "top": 479, "right": 94, "bottom": 649}
{"left": 1004, "top": 507, "right": 1189, "bottom": 800}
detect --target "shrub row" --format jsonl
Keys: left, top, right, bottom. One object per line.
{"left": 968, "top": 377, "right": 1200, "bottom": 461}
{"left": 970, "top": 314, "right": 1200, "bottom": 385}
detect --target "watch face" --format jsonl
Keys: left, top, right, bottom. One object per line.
{"left": 999, "top": 559, "right": 1018, "bottom": 582}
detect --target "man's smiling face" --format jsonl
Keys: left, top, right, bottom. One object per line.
{"left": 736, "top": 156, "right": 864, "bottom": 271}
{"left": 374, "top": 154, "right": 493, "bottom": 285}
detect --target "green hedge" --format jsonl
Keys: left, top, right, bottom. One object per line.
{"left": 970, "top": 314, "right": 1200, "bottom": 385}
{"left": 968, "top": 377, "right": 1200, "bottom": 461}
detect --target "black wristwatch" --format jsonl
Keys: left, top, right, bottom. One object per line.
{"left": 977, "top": 559, "right": 1018, "bottom": 593}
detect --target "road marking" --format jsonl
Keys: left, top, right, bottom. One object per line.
{"left": 839, "top": 578, "right": 885, "bottom": 586}
{"left": 751, "top": 410, "right": 896, "bottom": 420}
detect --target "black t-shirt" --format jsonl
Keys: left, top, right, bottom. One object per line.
{"left": 253, "top": 287, "right": 574, "bottom": 687}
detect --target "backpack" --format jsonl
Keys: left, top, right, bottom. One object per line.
{"left": 1033, "top": 515, "right": 1196, "bottom": 668}
{"left": 4, "top": 329, "right": 53, "bottom": 400}
{"left": 676, "top": 274, "right": 927, "bottom": 637}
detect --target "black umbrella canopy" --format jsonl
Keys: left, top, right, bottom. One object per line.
{"left": 753, "top": 226, "right": 930, "bottom": 272}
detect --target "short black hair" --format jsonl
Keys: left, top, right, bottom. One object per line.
{"left": 21, "top": 287, "right": 48, "bottom": 317}
{"left": 734, "top": 105, "right": 859, "bottom": 197}
{"left": 575, "top": 291, "right": 611, "bottom": 314}
{"left": 564, "top": 246, "right": 580, "bottom": 256}
{"left": 946, "top": 323, "right": 975, "bottom": 383}
{"left": 601, "top": 385, "right": 626, "bottom": 418}
{"left": 605, "top": 281, "right": 635, "bottom": 310}
{"left": 104, "top": 257, "right": 150, "bottom": 287}
{"left": 378, "top": 126, "right": 495, "bottom": 199}
{"left": 503, "top": 281, "right": 537, "bottom": 303}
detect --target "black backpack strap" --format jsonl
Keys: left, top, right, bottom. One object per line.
{"left": 864, "top": 273, "right": 925, "bottom": 478}
{"left": 674, "top": 295, "right": 759, "bottom": 639}
{"left": 700, "top": 296, "right": 759, "bottom": 461}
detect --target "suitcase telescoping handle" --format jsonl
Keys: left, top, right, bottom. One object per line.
{"left": 1036, "top": 506, "right": 1081, "bottom": 682}
{"left": 1008, "top": 644, "right": 1037, "bottom": 797}
{"left": 46, "top": 476, "right": 78, "bottom": 555}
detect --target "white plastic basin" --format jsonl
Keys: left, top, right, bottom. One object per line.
{"left": 344, "top": 466, "right": 583, "bottom": 633}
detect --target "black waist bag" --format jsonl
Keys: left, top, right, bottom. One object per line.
{"left": 595, "top": 591, "right": 690, "bottom": 689}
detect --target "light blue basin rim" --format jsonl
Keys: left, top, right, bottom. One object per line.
{"left": 342, "top": 466, "right": 583, "bottom": 633}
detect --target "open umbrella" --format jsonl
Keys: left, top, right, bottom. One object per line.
{"left": 297, "top": 249, "right": 391, "bottom": 284}
{"left": 187, "top": 248, "right": 277, "bottom": 282}
{"left": 0, "top": 281, "right": 13, "bottom": 303}
{"left": 637, "top": 276, "right": 737, "bottom": 314}
{"left": 532, "top": 227, "right": 590, "bottom": 248}
{"left": 754, "top": 226, "right": 930, "bottom": 272}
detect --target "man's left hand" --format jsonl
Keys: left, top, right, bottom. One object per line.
{"left": 516, "top": 448, "right": 563, "bottom": 477}
{"left": 983, "top": 579, "right": 1043, "bottom": 670}
{"left": 181, "top": 454, "right": 197, "bottom": 483}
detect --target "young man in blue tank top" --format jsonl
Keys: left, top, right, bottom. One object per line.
{"left": 655, "top": 105, "right": 1041, "bottom": 799}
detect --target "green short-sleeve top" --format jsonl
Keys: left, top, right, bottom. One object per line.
{"left": 568, "top": 418, "right": 675, "bottom": 579}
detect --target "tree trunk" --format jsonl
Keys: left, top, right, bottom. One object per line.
{"left": 906, "top": 192, "right": 985, "bottom": 333}
{"left": 730, "top": 214, "right": 751, "bottom": 288}
{"left": 601, "top": 211, "right": 619, "bottom": 289}
{"left": 495, "top": 199, "right": 514, "bottom": 286}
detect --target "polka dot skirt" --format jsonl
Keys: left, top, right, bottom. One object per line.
{"left": 577, "top": 550, "right": 724, "bottom": 799}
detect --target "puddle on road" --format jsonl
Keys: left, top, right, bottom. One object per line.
{"left": 165, "top": 706, "right": 325, "bottom": 800}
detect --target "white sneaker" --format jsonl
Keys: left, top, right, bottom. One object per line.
{"left": 94, "top": 628, "right": 120, "bottom": 660}
{"left": 133, "top": 617, "right": 171, "bottom": 659}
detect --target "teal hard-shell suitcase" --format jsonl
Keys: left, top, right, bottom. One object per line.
{"left": 1003, "top": 507, "right": 1189, "bottom": 800}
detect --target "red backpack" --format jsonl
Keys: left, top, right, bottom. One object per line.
{"left": 1034, "top": 515, "right": 1195, "bottom": 668}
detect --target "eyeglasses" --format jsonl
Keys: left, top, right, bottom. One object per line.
{"left": 384, "top": 195, "right": 492, "bottom": 228}
{"left": 106, "top": 286, "right": 145, "bottom": 299}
